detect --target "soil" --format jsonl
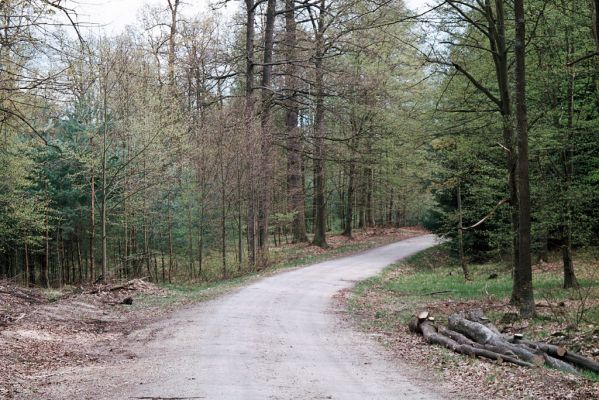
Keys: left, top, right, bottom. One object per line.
{"left": 0, "top": 279, "right": 168, "bottom": 399}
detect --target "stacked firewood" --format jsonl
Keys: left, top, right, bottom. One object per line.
{"left": 409, "top": 309, "right": 599, "bottom": 375}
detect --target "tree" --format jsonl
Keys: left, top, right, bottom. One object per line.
{"left": 513, "top": 0, "right": 535, "bottom": 317}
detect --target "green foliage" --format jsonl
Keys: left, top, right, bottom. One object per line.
{"left": 424, "top": 0, "right": 599, "bottom": 262}
{"left": 0, "top": 139, "right": 46, "bottom": 251}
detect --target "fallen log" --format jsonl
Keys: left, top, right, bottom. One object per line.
{"left": 89, "top": 277, "right": 149, "bottom": 294}
{"left": 409, "top": 309, "right": 599, "bottom": 375}
{"left": 542, "top": 353, "right": 580, "bottom": 375}
{"left": 440, "top": 327, "right": 518, "bottom": 359}
{"left": 513, "top": 338, "right": 599, "bottom": 373}
{"left": 410, "top": 317, "right": 535, "bottom": 368}
{"left": 448, "top": 312, "right": 545, "bottom": 366}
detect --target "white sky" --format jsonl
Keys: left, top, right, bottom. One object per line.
{"left": 66, "top": 0, "right": 236, "bottom": 33}
{"left": 65, "top": 0, "right": 429, "bottom": 34}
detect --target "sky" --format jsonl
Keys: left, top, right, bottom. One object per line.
{"left": 65, "top": 0, "right": 429, "bottom": 34}
{"left": 67, "top": 0, "right": 234, "bottom": 33}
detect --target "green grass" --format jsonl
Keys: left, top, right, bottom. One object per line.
{"left": 381, "top": 244, "right": 597, "bottom": 304}
{"left": 581, "top": 369, "right": 599, "bottom": 382}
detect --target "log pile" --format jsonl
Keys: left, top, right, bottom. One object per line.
{"left": 87, "top": 277, "right": 151, "bottom": 294}
{"left": 409, "top": 309, "right": 599, "bottom": 375}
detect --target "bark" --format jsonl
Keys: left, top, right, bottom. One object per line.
{"left": 167, "top": 193, "right": 173, "bottom": 283}
{"left": 562, "top": 226, "right": 577, "bottom": 288}
{"left": 198, "top": 202, "right": 204, "bottom": 278}
{"left": 563, "top": 37, "right": 578, "bottom": 289}
{"left": 167, "top": 0, "right": 180, "bottom": 87}
{"left": 220, "top": 150, "right": 227, "bottom": 278}
{"left": 187, "top": 200, "right": 194, "bottom": 279}
{"left": 76, "top": 233, "right": 83, "bottom": 283}
{"left": 42, "top": 193, "right": 49, "bottom": 288}
{"left": 257, "top": 0, "right": 277, "bottom": 264}
{"left": 101, "top": 65, "right": 109, "bottom": 283}
{"left": 413, "top": 318, "right": 535, "bottom": 368}
{"left": 488, "top": 0, "right": 520, "bottom": 306}
{"left": 387, "top": 189, "right": 394, "bottom": 226}
{"left": 514, "top": 339, "right": 599, "bottom": 373}
{"left": 514, "top": 0, "right": 535, "bottom": 318}
{"left": 24, "top": 241, "right": 29, "bottom": 287}
{"left": 245, "top": 0, "right": 257, "bottom": 267}
{"left": 457, "top": 179, "right": 470, "bottom": 280}
{"left": 343, "top": 162, "right": 355, "bottom": 238}
{"left": 365, "top": 165, "right": 374, "bottom": 227}
{"left": 285, "top": 0, "right": 309, "bottom": 244}
{"left": 312, "top": 0, "right": 328, "bottom": 248}
{"left": 410, "top": 310, "right": 599, "bottom": 375}
{"left": 237, "top": 169, "right": 243, "bottom": 271}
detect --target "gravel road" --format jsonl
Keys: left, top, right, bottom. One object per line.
{"left": 43, "top": 235, "right": 442, "bottom": 400}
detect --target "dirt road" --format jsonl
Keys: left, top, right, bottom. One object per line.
{"left": 41, "top": 235, "right": 442, "bottom": 400}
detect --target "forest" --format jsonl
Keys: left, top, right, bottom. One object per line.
{"left": 1, "top": 0, "right": 598, "bottom": 321}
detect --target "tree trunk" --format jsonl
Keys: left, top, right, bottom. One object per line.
{"left": 168, "top": 193, "right": 173, "bottom": 283}
{"left": 90, "top": 170, "right": 95, "bottom": 282}
{"left": 343, "top": 162, "right": 355, "bottom": 238}
{"left": 257, "top": 0, "right": 277, "bottom": 264}
{"left": 457, "top": 179, "right": 470, "bottom": 280}
{"left": 285, "top": 0, "right": 309, "bottom": 244}
{"left": 237, "top": 170, "right": 243, "bottom": 271}
{"left": 198, "top": 202, "right": 204, "bottom": 278}
{"left": 487, "top": 0, "right": 520, "bottom": 306}
{"left": 187, "top": 200, "right": 194, "bottom": 279}
{"left": 24, "top": 241, "right": 29, "bottom": 287}
{"left": 245, "top": 0, "right": 257, "bottom": 268}
{"left": 42, "top": 193, "right": 49, "bottom": 288}
{"left": 221, "top": 160, "right": 227, "bottom": 278}
{"left": 365, "top": 165, "right": 374, "bottom": 227}
{"left": 563, "top": 34, "right": 578, "bottom": 289}
{"left": 312, "top": 0, "right": 328, "bottom": 248}
{"left": 514, "top": 0, "right": 535, "bottom": 318}
{"left": 562, "top": 226, "right": 576, "bottom": 289}
{"left": 167, "top": 0, "right": 180, "bottom": 88}
{"left": 76, "top": 232, "right": 83, "bottom": 283}
{"left": 101, "top": 66, "right": 109, "bottom": 283}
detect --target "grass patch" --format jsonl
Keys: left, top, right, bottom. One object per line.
{"left": 380, "top": 244, "right": 598, "bottom": 307}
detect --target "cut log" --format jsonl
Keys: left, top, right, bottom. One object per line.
{"left": 514, "top": 339, "right": 599, "bottom": 373}
{"left": 522, "top": 341, "right": 566, "bottom": 358}
{"left": 417, "top": 321, "right": 535, "bottom": 368}
{"left": 440, "top": 327, "right": 518, "bottom": 358}
{"left": 418, "top": 311, "right": 429, "bottom": 320}
{"left": 408, "top": 316, "right": 420, "bottom": 333}
{"left": 448, "top": 313, "right": 545, "bottom": 366}
{"left": 464, "top": 309, "right": 501, "bottom": 335}
{"left": 410, "top": 309, "right": 598, "bottom": 375}
{"left": 542, "top": 353, "right": 580, "bottom": 375}
{"left": 561, "top": 352, "right": 599, "bottom": 373}
{"left": 89, "top": 278, "right": 149, "bottom": 294}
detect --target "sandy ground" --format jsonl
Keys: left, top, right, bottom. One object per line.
{"left": 37, "top": 235, "right": 443, "bottom": 400}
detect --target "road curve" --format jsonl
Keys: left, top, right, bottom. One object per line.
{"left": 47, "top": 235, "right": 442, "bottom": 400}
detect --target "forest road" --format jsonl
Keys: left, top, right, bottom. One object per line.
{"left": 43, "top": 235, "right": 443, "bottom": 400}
